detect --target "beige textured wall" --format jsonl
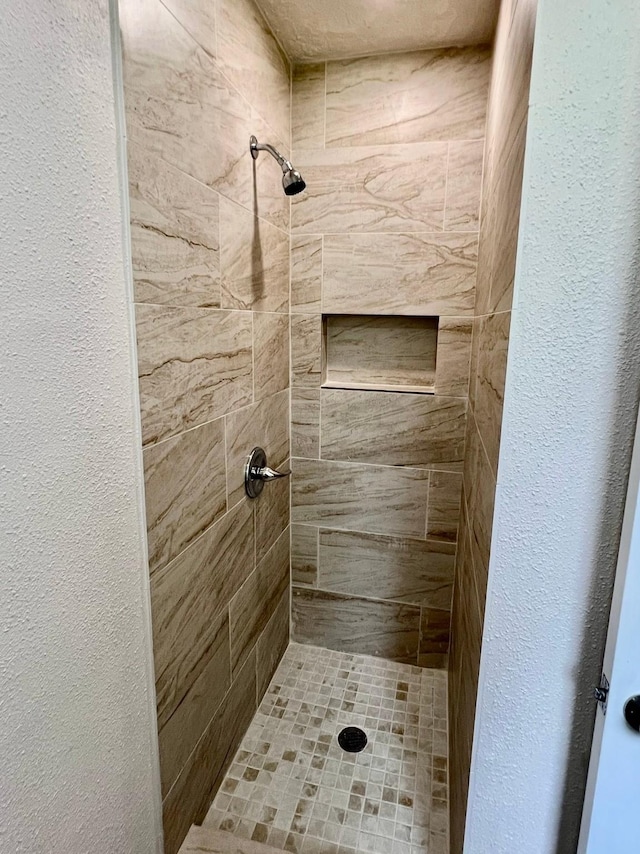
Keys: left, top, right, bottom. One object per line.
{"left": 448, "top": 1, "right": 538, "bottom": 851}
{"left": 289, "top": 48, "right": 491, "bottom": 667}
{"left": 118, "top": 0, "right": 291, "bottom": 850}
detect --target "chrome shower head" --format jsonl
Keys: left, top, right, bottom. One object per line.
{"left": 250, "top": 135, "right": 306, "bottom": 197}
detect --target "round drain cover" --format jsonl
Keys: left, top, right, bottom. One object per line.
{"left": 338, "top": 727, "right": 368, "bottom": 753}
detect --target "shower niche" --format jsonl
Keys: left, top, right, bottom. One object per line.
{"left": 322, "top": 314, "right": 440, "bottom": 394}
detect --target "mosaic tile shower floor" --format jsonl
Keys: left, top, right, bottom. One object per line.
{"left": 204, "top": 643, "right": 449, "bottom": 854}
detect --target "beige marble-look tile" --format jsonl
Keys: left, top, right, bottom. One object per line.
{"left": 291, "top": 143, "right": 448, "bottom": 234}
{"left": 179, "top": 825, "right": 285, "bottom": 853}
{"left": 120, "top": 0, "right": 288, "bottom": 232}
{"left": 253, "top": 313, "right": 289, "bottom": 401}
{"left": 290, "top": 234, "right": 322, "bottom": 313}
{"left": 474, "top": 311, "right": 511, "bottom": 473}
{"left": 325, "top": 47, "right": 491, "bottom": 147}
{"left": 161, "top": 0, "right": 217, "bottom": 58}
{"left": 255, "top": 461, "right": 290, "bottom": 563}
{"left": 291, "top": 458, "right": 430, "bottom": 538}
{"left": 291, "top": 388, "right": 320, "bottom": 459}
{"left": 463, "top": 414, "right": 496, "bottom": 581}
{"left": 320, "top": 389, "right": 466, "bottom": 471}
{"left": 136, "top": 304, "right": 253, "bottom": 446}
{"left": 292, "top": 588, "right": 420, "bottom": 664}
{"left": 445, "top": 140, "right": 485, "bottom": 232}
{"left": 323, "top": 233, "right": 478, "bottom": 316}
{"left": 220, "top": 197, "right": 289, "bottom": 313}
{"left": 291, "top": 524, "right": 318, "bottom": 587}
{"left": 151, "top": 501, "right": 254, "bottom": 732}
{"left": 428, "top": 471, "right": 463, "bottom": 543}
{"left": 128, "top": 144, "right": 220, "bottom": 307}
{"left": 291, "top": 314, "right": 322, "bottom": 387}
{"left": 435, "top": 317, "right": 473, "bottom": 396}
{"left": 162, "top": 649, "right": 257, "bottom": 854}
{"left": 143, "top": 417, "right": 227, "bottom": 573}
{"left": 225, "top": 390, "right": 289, "bottom": 508}
{"left": 216, "top": 0, "right": 290, "bottom": 145}
{"left": 158, "top": 609, "right": 230, "bottom": 797}
{"left": 325, "top": 315, "right": 438, "bottom": 390}
{"left": 230, "top": 530, "right": 290, "bottom": 677}
{"left": 292, "top": 63, "right": 326, "bottom": 150}
{"left": 256, "top": 588, "right": 290, "bottom": 700}
{"left": 319, "top": 529, "right": 454, "bottom": 609}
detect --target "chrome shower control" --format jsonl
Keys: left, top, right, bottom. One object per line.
{"left": 244, "top": 447, "right": 291, "bottom": 499}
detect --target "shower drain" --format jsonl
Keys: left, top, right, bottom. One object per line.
{"left": 337, "top": 726, "right": 368, "bottom": 753}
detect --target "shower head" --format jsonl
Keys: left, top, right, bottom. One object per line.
{"left": 250, "top": 135, "right": 306, "bottom": 197}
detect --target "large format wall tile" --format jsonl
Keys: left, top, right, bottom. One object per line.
{"left": 292, "top": 64, "right": 326, "bottom": 150}
{"left": 427, "top": 471, "right": 463, "bottom": 543}
{"left": 225, "top": 390, "right": 289, "bottom": 508}
{"left": 319, "top": 529, "right": 454, "bottom": 609}
{"left": 136, "top": 304, "right": 253, "bottom": 446}
{"left": 292, "top": 458, "right": 430, "bottom": 538}
{"left": 292, "top": 588, "right": 421, "bottom": 664}
{"left": 320, "top": 389, "right": 466, "bottom": 470}
{"left": 291, "top": 234, "right": 322, "bottom": 313}
{"left": 216, "top": 0, "right": 290, "bottom": 145}
{"left": 474, "top": 311, "right": 511, "bottom": 473}
{"left": 253, "top": 313, "right": 289, "bottom": 400}
{"left": 255, "top": 464, "right": 290, "bottom": 563}
{"left": 291, "top": 388, "right": 320, "bottom": 458}
{"left": 419, "top": 607, "right": 451, "bottom": 668}
{"left": 151, "top": 501, "right": 254, "bottom": 732}
{"left": 220, "top": 197, "right": 289, "bottom": 313}
{"left": 291, "top": 315, "right": 322, "bottom": 387}
{"left": 128, "top": 144, "right": 220, "bottom": 307}
{"left": 161, "top": 0, "right": 217, "bottom": 59}
{"left": 435, "top": 317, "right": 473, "bottom": 396}
{"left": 325, "top": 47, "right": 491, "bottom": 147}
{"left": 291, "top": 143, "right": 448, "bottom": 234}
{"left": 323, "top": 233, "right": 478, "bottom": 316}
{"left": 162, "top": 649, "right": 257, "bottom": 854}
{"left": 291, "top": 524, "right": 318, "bottom": 586}
{"left": 143, "top": 417, "right": 227, "bottom": 572}
{"left": 229, "top": 530, "right": 290, "bottom": 677}
{"left": 444, "top": 141, "right": 485, "bottom": 232}
{"left": 256, "top": 589, "right": 290, "bottom": 698}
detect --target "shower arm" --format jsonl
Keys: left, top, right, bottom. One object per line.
{"left": 250, "top": 136, "right": 292, "bottom": 173}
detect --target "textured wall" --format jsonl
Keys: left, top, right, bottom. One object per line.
{"left": 118, "top": 0, "right": 292, "bottom": 850}
{"left": 289, "top": 49, "right": 491, "bottom": 667}
{"left": 447, "top": 1, "right": 538, "bottom": 850}
{"left": 465, "top": 0, "right": 640, "bottom": 851}
{"left": 0, "top": 1, "right": 161, "bottom": 852}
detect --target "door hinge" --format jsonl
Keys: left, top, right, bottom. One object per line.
{"left": 594, "top": 673, "right": 610, "bottom": 714}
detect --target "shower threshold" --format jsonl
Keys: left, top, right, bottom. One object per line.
{"left": 181, "top": 643, "right": 448, "bottom": 854}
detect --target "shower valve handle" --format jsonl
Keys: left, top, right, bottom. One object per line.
{"left": 245, "top": 447, "right": 290, "bottom": 499}
{"left": 254, "top": 465, "right": 291, "bottom": 481}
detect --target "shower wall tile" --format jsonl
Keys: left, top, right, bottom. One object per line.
{"left": 291, "top": 234, "right": 323, "bottom": 313}
{"left": 291, "top": 143, "right": 448, "bottom": 234}
{"left": 291, "top": 458, "right": 430, "bottom": 538}
{"left": 427, "top": 471, "right": 463, "bottom": 543}
{"left": 161, "top": 0, "right": 217, "bottom": 59}
{"left": 324, "top": 47, "right": 491, "bottom": 147}
{"left": 323, "top": 233, "right": 478, "bottom": 316}
{"left": 216, "top": 0, "right": 290, "bottom": 145}
{"left": 143, "top": 417, "right": 227, "bottom": 573}
{"left": 419, "top": 607, "right": 451, "bottom": 668}
{"left": 136, "top": 304, "right": 253, "bottom": 446}
{"left": 255, "top": 462, "right": 290, "bottom": 563}
{"left": 292, "top": 63, "right": 326, "bottom": 150}
{"left": 291, "top": 524, "right": 318, "bottom": 587}
{"left": 158, "top": 608, "right": 230, "bottom": 796}
{"left": 162, "top": 649, "right": 257, "bottom": 854}
{"left": 256, "top": 589, "right": 290, "bottom": 699}
{"left": 128, "top": 144, "right": 221, "bottom": 308}
{"left": 253, "top": 313, "right": 289, "bottom": 400}
{"left": 292, "top": 587, "right": 421, "bottom": 665}
{"left": 444, "top": 141, "right": 485, "bottom": 232}
{"left": 319, "top": 529, "right": 454, "bottom": 609}
{"left": 151, "top": 500, "right": 254, "bottom": 731}
{"left": 220, "top": 197, "right": 289, "bottom": 313}
{"left": 291, "top": 314, "right": 322, "bottom": 387}
{"left": 225, "top": 390, "right": 289, "bottom": 509}
{"left": 473, "top": 310, "right": 511, "bottom": 473}
{"left": 230, "top": 529, "right": 290, "bottom": 677}
{"left": 435, "top": 317, "right": 473, "bottom": 396}
{"left": 320, "top": 389, "right": 466, "bottom": 471}
{"left": 291, "top": 388, "right": 320, "bottom": 458}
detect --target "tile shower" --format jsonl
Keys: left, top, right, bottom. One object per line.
{"left": 117, "top": 0, "right": 536, "bottom": 852}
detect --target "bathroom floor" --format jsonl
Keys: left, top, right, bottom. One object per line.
{"left": 203, "top": 643, "right": 449, "bottom": 854}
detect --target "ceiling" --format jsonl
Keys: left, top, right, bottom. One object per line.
{"left": 255, "top": 0, "right": 500, "bottom": 63}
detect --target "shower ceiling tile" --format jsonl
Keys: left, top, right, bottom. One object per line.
{"left": 325, "top": 48, "right": 491, "bottom": 147}
{"left": 323, "top": 233, "right": 477, "bottom": 317}
{"left": 291, "top": 143, "right": 448, "bottom": 234}
{"left": 128, "top": 144, "right": 221, "bottom": 308}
